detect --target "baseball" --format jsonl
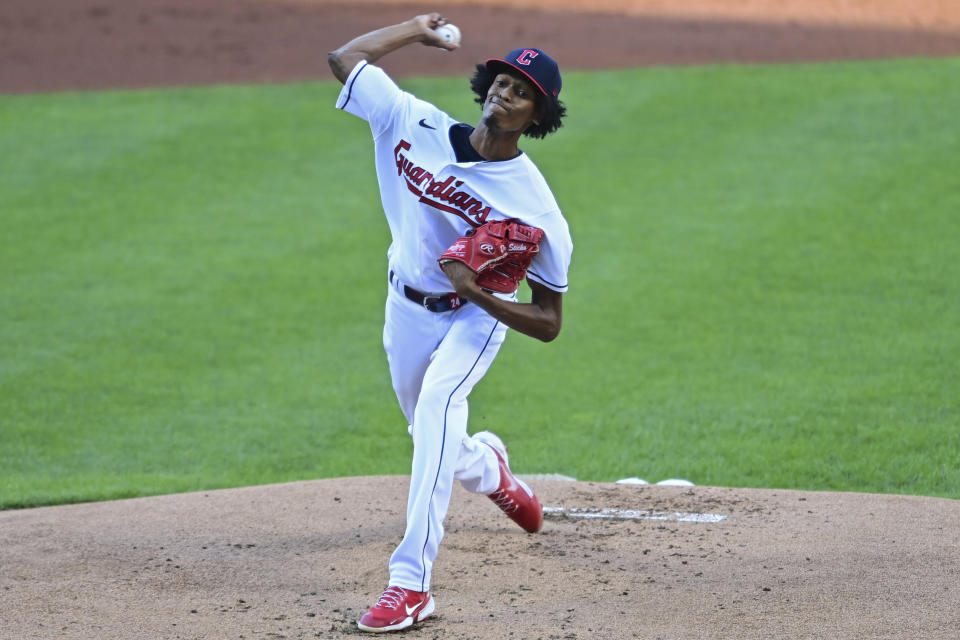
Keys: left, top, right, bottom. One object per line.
{"left": 435, "top": 23, "right": 461, "bottom": 46}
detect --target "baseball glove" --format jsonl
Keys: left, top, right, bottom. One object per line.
{"left": 439, "top": 218, "right": 543, "bottom": 294}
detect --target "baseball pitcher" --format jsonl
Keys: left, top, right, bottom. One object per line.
{"left": 328, "top": 12, "right": 572, "bottom": 633}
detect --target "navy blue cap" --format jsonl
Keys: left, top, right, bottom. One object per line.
{"left": 486, "top": 48, "right": 562, "bottom": 98}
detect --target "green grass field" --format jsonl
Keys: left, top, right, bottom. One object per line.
{"left": 2, "top": 57, "right": 958, "bottom": 509}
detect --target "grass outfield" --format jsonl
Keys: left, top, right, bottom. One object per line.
{"left": 1, "top": 57, "right": 958, "bottom": 509}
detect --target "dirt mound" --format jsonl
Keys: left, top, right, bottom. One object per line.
{"left": 2, "top": 477, "right": 957, "bottom": 638}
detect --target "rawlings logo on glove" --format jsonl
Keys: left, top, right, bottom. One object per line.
{"left": 438, "top": 218, "right": 544, "bottom": 294}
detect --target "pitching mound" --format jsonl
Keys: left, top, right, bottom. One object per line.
{"left": 2, "top": 477, "right": 958, "bottom": 638}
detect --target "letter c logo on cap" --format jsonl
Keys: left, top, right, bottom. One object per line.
{"left": 516, "top": 49, "right": 539, "bottom": 66}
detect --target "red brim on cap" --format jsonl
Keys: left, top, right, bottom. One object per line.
{"left": 485, "top": 59, "right": 550, "bottom": 97}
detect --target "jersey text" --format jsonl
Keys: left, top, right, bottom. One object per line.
{"left": 395, "top": 139, "right": 492, "bottom": 226}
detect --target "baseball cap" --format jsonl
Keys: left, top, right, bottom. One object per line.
{"left": 486, "top": 48, "right": 562, "bottom": 98}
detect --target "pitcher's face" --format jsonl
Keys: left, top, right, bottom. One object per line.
{"left": 482, "top": 72, "right": 540, "bottom": 133}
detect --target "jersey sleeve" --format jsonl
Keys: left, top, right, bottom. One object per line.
{"left": 527, "top": 215, "right": 572, "bottom": 293}
{"left": 335, "top": 61, "right": 405, "bottom": 139}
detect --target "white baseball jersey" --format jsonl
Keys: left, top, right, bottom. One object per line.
{"left": 335, "top": 61, "right": 572, "bottom": 295}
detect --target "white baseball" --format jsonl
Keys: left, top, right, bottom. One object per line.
{"left": 435, "top": 23, "right": 461, "bottom": 45}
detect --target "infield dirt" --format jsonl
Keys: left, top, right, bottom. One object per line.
{"left": 2, "top": 1, "right": 959, "bottom": 638}
{"left": 3, "top": 0, "right": 960, "bottom": 93}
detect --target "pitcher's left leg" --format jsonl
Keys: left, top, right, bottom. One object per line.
{"left": 388, "top": 310, "right": 506, "bottom": 592}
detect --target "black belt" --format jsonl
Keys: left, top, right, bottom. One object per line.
{"left": 390, "top": 270, "right": 465, "bottom": 312}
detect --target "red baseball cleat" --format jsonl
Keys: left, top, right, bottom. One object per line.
{"left": 357, "top": 586, "right": 435, "bottom": 633}
{"left": 474, "top": 431, "right": 543, "bottom": 533}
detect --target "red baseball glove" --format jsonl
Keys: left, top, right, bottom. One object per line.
{"left": 438, "top": 218, "right": 544, "bottom": 294}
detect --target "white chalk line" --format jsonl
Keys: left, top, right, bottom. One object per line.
{"left": 542, "top": 506, "right": 727, "bottom": 523}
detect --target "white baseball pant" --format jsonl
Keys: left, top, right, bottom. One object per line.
{"left": 382, "top": 277, "right": 510, "bottom": 592}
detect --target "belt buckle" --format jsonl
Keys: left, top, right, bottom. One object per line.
{"left": 422, "top": 295, "right": 441, "bottom": 311}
